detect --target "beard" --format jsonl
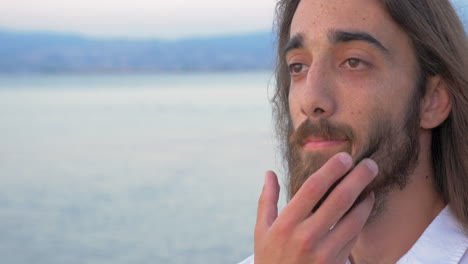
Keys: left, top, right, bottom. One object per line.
{"left": 286, "top": 92, "right": 421, "bottom": 220}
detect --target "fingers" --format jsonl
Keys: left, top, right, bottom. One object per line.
{"left": 301, "top": 158, "right": 377, "bottom": 236}
{"left": 253, "top": 155, "right": 378, "bottom": 264}
{"left": 280, "top": 152, "right": 353, "bottom": 225}
{"left": 327, "top": 191, "right": 375, "bottom": 259}
{"left": 255, "top": 171, "right": 280, "bottom": 242}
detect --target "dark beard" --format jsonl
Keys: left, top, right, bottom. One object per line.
{"left": 286, "top": 97, "right": 421, "bottom": 219}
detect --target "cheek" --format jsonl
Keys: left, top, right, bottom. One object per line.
{"left": 288, "top": 90, "right": 302, "bottom": 129}
{"left": 370, "top": 70, "right": 417, "bottom": 118}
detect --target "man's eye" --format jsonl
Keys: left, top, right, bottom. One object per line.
{"left": 343, "top": 58, "right": 367, "bottom": 69}
{"left": 288, "top": 63, "right": 309, "bottom": 75}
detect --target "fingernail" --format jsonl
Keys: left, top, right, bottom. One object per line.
{"left": 337, "top": 152, "right": 352, "bottom": 167}
{"left": 365, "top": 159, "right": 379, "bottom": 176}
{"left": 264, "top": 171, "right": 269, "bottom": 184}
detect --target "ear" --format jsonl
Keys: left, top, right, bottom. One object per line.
{"left": 420, "top": 75, "right": 452, "bottom": 129}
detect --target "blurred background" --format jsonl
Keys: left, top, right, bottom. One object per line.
{"left": 0, "top": 1, "right": 466, "bottom": 263}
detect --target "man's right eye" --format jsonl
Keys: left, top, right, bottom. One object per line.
{"left": 288, "top": 63, "right": 309, "bottom": 76}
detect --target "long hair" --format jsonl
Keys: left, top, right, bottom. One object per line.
{"left": 272, "top": 0, "right": 468, "bottom": 229}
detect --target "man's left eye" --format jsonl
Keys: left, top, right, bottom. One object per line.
{"left": 343, "top": 58, "right": 368, "bottom": 70}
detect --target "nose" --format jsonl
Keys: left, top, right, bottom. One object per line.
{"left": 294, "top": 63, "right": 336, "bottom": 120}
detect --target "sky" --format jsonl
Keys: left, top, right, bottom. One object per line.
{"left": 0, "top": 0, "right": 466, "bottom": 39}
{"left": 0, "top": 0, "right": 276, "bottom": 39}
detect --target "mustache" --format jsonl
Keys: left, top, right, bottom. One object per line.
{"left": 289, "top": 118, "right": 355, "bottom": 147}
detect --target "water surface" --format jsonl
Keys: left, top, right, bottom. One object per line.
{"left": 0, "top": 72, "right": 285, "bottom": 264}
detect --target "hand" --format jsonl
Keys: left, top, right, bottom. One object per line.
{"left": 254, "top": 152, "right": 378, "bottom": 264}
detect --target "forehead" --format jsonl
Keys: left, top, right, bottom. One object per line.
{"left": 290, "top": 0, "right": 410, "bottom": 53}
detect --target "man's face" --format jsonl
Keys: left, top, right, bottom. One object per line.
{"left": 285, "top": 0, "right": 422, "bottom": 215}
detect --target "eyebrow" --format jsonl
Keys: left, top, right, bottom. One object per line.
{"left": 283, "top": 30, "right": 390, "bottom": 58}
{"left": 283, "top": 33, "right": 304, "bottom": 58}
{"left": 328, "top": 30, "right": 390, "bottom": 56}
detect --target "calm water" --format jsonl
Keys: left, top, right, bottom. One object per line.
{"left": 0, "top": 72, "right": 287, "bottom": 264}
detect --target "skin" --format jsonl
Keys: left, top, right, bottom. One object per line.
{"left": 254, "top": 0, "right": 452, "bottom": 263}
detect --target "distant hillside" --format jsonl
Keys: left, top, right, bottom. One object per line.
{"left": 0, "top": 30, "right": 275, "bottom": 73}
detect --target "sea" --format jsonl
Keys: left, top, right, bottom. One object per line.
{"left": 0, "top": 72, "right": 288, "bottom": 264}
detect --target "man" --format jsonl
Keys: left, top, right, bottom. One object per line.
{"left": 239, "top": 0, "right": 468, "bottom": 263}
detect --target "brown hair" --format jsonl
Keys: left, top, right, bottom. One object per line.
{"left": 272, "top": 0, "right": 468, "bottom": 229}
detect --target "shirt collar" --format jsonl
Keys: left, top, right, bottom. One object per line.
{"left": 397, "top": 205, "right": 468, "bottom": 264}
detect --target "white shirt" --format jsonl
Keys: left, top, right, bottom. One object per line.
{"left": 238, "top": 206, "right": 468, "bottom": 264}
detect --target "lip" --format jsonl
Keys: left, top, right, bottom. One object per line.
{"left": 303, "top": 137, "right": 348, "bottom": 151}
